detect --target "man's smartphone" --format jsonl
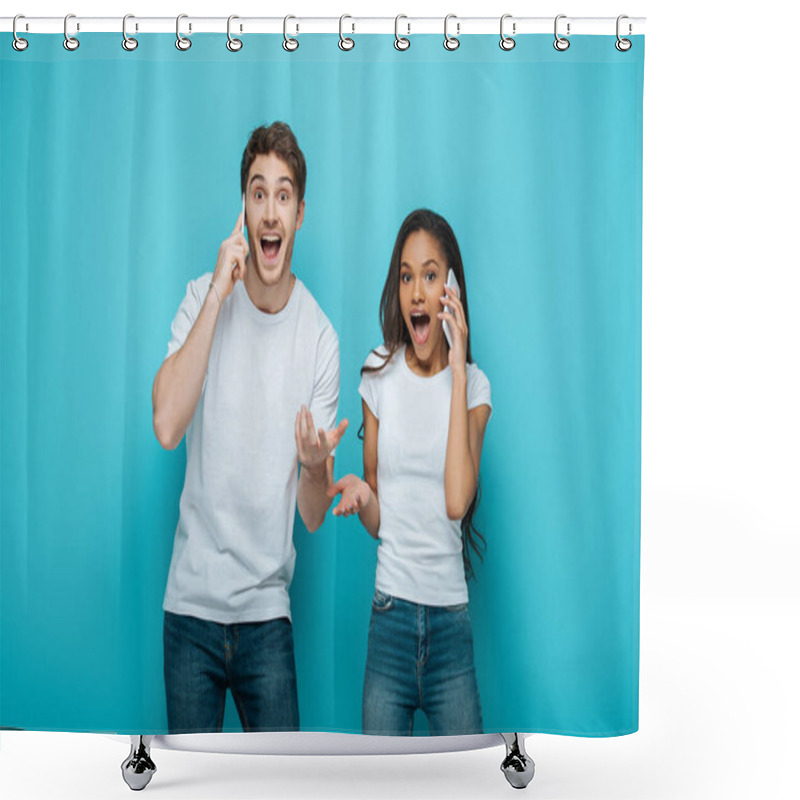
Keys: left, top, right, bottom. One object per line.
{"left": 443, "top": 268, "right": 461, "bottom": 348}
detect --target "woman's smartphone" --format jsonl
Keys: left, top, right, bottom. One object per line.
{"left": 443, "top": 268, "right": 461, "bottom": 348}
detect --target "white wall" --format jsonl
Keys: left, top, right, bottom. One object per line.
{"left": 1, "top": 1, "right": 797, "bottom": 798}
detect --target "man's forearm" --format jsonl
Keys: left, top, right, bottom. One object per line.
{"left": 297, "top": 459, "right": 334, "bottom": 532}
{"left": 152, "top": 289, "right": 221, "bottom": 450}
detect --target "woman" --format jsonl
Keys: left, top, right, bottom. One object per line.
{"left": 329, "top": 209, "right": 492, "bottom": 736}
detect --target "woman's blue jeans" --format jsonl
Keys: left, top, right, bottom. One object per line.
{"left": 362, "top": 591, "right": 483, "bottom": 736}
{"left": 163, "top": 611, "right": 299, "bottom": 733}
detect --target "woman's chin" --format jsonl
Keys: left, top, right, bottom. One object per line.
{"left": 408, "top": 333, "right": 446, "bottom": 366}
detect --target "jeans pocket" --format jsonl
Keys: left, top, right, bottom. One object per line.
{"left": 372, "top": 589, "right": 394, "bottom": 612}
{"left": 445, "top": 602, "right": 468, "bottom": 613}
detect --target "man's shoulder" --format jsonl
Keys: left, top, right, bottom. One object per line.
{"left": 294, "top": 278, "right": 338, "bottom": 342}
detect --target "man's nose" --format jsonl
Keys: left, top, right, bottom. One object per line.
{"left": 265, "top": 195, "right": 278, "bottom": 222}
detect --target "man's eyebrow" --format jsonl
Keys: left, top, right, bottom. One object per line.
{"left": 248, "top": 174, "right": 295, "bottom": 188}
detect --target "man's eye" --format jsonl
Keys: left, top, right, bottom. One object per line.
{"left": 255, "top": 190, "right": 264, "bottom": 200}
{"left": 280, "top": 193, "right": 289, "bottom": 202}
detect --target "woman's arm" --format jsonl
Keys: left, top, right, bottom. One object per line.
{"left": 440, "top": 283, "right": 490, "bottom": 520}
{"left": 444, "top": 377, "right": 490, "bottom": 520}
{"left": 328, "top": 400, "right": 381, "bottom": 538}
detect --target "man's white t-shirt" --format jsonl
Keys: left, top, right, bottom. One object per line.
{"left": 162, "top": 274, "right": 339, "bottom": 625}
{"left": 358, "top": 345, "right": 492, "bottom": 607}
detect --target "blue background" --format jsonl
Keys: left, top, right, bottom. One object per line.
{"left": 1, "top": 33, "right": 643, "bottom": 736}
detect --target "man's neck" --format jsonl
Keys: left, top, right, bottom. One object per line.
{"left": 243, "top": 266, "right": 296, "bottom": 314}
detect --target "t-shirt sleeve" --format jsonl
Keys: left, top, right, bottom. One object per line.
{"left": 165, "top": 274, "right": 210, "bottom": 359}
{"left": 358, "top": 348, "right": 386, "bottom": 420}
{"left": 467, "top": 363, "right": 492, "bottom": 422}
{"left": 309, "top": 318, "right": 340, "bottom": 455}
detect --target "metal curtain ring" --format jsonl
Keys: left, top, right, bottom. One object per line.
{"left": 616, "top": 14, "right": 632, "bottom": 51}
{"left": 122, "top": 14, "right": 138, "bottom": 51}
{"left": 499, "top": 14, "right": 516, "bottom": 51}
{"left": 553, "top": 14, "right": 570, "bottom": 51}
{"left": 12, "top": 14, "right": 29, "bottom": 51}
{"left": 444, "top": 14, "right": 460, "bottom": 51}
{"left": 227, "top": 15, "right": 243, "bottom": 51}
{"left": 394, "top": 15, "right": 410, "bottom": 51}
{"left": 339, "top": 15, "right": 354, "bottom": 51}
{"left": 283, "top": 15, "right": 299, "bottom": 51}
{"left": 176, "top": 14, "right": 192, "bottom": 51}
{"left": 64, "top": 13, "right": 80, "bottom": 51}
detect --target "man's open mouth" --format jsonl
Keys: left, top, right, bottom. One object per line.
{"left": 410, "top": 311, "right": 430, "bottom": 345}
{"left": 261, "top": 233, "right": 282, "bottom": 263}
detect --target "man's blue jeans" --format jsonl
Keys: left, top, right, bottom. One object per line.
{"left": 362, "top": 591, "right": 483, "bottom": 736}
{"left": 163, "top": 611, "right": 299, "bottom": 733}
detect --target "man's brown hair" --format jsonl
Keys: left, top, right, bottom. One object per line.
{"left": 240, "top": 122, "right": 307, "bottom": 202}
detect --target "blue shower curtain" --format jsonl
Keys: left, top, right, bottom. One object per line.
{"left": 1, "top": 32, "right": 643, "bottom": 736}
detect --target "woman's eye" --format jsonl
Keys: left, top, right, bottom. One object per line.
{"left": 426, "top": 271, "right": 437, "bottom": 282}
{"left": 400, "top": 273, "right": 411, "bottom": 283}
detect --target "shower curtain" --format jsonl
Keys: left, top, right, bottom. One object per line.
{"left": 0, "top": 29, "right": 643, "bottom": 737}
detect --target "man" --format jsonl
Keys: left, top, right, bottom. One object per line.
{"left": 152, "top": 122, "right": 347, "bottom": 733}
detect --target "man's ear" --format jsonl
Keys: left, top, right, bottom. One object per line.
{"left": 296, "top": 198, "right": 306, "bottom": 231}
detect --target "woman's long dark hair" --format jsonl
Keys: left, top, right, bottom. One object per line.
{"left": 361, "top": 209, "right": 485, "bottom": 580}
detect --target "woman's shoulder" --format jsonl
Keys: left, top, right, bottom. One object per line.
{"left": 466, "top": 360, "right": 490, "bottom": 386}
{"left": 465, "top": 361, "right": 492, "bottom": 410}
{"left": 361, "top": 344, "right": 395, "bottom": 371}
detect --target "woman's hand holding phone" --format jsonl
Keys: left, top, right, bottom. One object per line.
{"left": 438, "top": 282, "right": 468, "bottom": 375}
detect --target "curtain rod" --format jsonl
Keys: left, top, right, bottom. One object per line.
{"left": 2, "top": 16, "right": 645, "bottom": 36}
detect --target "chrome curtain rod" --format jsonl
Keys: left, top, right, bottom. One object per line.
{"left": 1, "top": 15, "right": 645, "bottom": 36}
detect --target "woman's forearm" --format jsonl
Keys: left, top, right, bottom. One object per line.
{"left": 444, "top": 370, "right": 477, "bottom": 520}
{"left": 358, "top": 487, "right": 381, "bottom": 539}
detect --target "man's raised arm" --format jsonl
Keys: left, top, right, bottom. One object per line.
{"left": 152, "top": 214, "right": 249, "bottom": 450}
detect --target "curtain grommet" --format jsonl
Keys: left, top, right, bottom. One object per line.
{"left": 615, "top": 15, "right": 632, "bottom": 51}
{"left": 63, "top": 13, "right": 80, "bottom": 51}
{"left": 283, "top": 15, "right": 299, "bottom": 51}
{"left": 226, "top": 15, "right": 243, "bottom": 52}
{"left": 553, "top": 14, "right": 570, "bottom": 51}
{"left": 122, "top": 14, "right": 138, "bottom": 51}
{"left": 12, "top": 15, "right": 29, "bottom": 51}
{"left": 499, "top": 14, "right": 516, "bottom": 51}
{"left": 394, "top": 15, "right": 410, "bottom": 51}
{"left": 444, "top": 14, "right": 460, "bottom": 51}
{"left": 339, "top": 15, "right": 355, "bottom": 51}
{"left": 176, "top": 14, "right": 192, "bottom": 51}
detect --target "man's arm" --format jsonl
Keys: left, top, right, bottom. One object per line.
{"left": 152, "top": 213, "right": 249, "bottom": 450}
{"left": 297, "top": 456, "right": 335, "bottom": 533}
{"left": 295, "top": 405, "right": 349, "bottom": 532}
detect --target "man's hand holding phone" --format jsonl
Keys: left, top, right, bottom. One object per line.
{"left": 210, "top": 209, "right": 249, "bottom": 305}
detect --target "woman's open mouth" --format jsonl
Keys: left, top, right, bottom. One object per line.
{"left": 410, "top": 311, "right": 430, "bottom": 345}
{"left": 260, "top": 233, "right": 282, "bottom": 265}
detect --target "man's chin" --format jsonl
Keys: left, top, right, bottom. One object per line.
{"left": 255, "top": 260, "right": 289, "bottom": 287}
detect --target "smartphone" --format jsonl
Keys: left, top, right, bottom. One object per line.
{"left": 240, "top": 193, "right": 246, "bottom": 234}
{"left": 443, "top": 268, "right": 461, "bottom": 348}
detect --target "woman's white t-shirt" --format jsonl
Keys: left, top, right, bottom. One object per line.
{"left": 358, "top": 345, "right": 492, "bottom": 607}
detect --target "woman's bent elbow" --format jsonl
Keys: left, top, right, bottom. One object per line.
{"left": 153, "top": 412, "right": 180, "bottom": 450}
{"left": 446, "top": 502, "right": 468, "bottom": 522}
